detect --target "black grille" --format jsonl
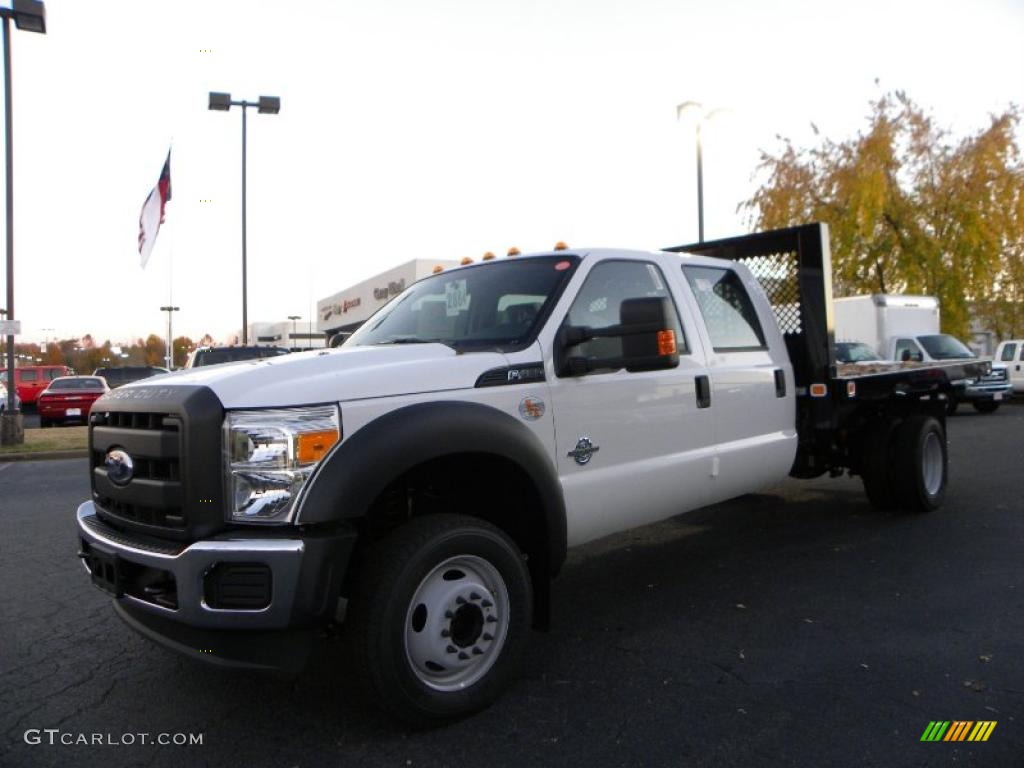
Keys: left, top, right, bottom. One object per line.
{"left": 91, "top": 411, "right": 185, "bottom": 530}
{"left": 88, "top": 385, "right": 226, "bottom": 542}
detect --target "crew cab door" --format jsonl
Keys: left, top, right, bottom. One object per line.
{"left": 540, "top": 255, "right": 717, "bottom": 547}
{"left": 678, "top": 264, "right": 797, "bottom": 502}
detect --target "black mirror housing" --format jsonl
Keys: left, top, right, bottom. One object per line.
{"left": 557, "top": 296, "right": 680, "bottom": 375}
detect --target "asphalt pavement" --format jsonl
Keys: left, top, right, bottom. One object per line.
{"left": 1, "top": 407, "right": 1022, "bottom": 767}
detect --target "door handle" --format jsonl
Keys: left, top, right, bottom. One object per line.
{"left": 774, "top": 368, "right": 786, "bottom": 397}
{"left": 695, "top": 375, "right": 711, "bottom": 409}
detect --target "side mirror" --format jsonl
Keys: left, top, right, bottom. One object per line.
{"left": 557, "top": 296, "right": 680, "bottom": 376}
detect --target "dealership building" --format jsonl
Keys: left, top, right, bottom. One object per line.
{"left": 316, "top": 259, "right": 458, "bottom": 340}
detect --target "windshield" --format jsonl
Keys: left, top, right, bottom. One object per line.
{"left": 835, "top": 342, "right": 881, "bottom": 363}
{"left": 347, "top": 256, "right": 579, "bottom": 351}
{"left": 918, "top": 334, "right": 975, "bottom": 360}
{"left": 49, "top": 377, "right": 105, "bottom": 390}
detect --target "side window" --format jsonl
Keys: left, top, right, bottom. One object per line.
{"left": 1020, "top": 345, "right": 1024, "bottom": 362}
{"left": 46, "top": 369, "right": 61, "bottom": 380}
{"left": 895, "top": 339, "right": 923, "bottom": 362}
{"left": 20, "top": 370, "right": 38, "bottom": 382}
{"left": 562, "top": 260, "right": 685, "bottom": 370}
{"left": 1000, "top": 343, "right": 1017, "bottom": 362}
{"left": 682, "top": 266, "right": 766, "bottom": 351}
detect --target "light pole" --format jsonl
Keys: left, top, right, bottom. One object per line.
{"left": 160, "top": 306, "right": 179, "bottom": 369}
{"left": 676, "top": 101, "right": 728, "bottom": 243}
{"left": 208, "top": 91, "right": 280, "bottom": 345}
{"left": 1, "top": 0, "right": 45, "bottom": 446}
{"left": 287, "top": 315, "right": 300, "bottom": 351}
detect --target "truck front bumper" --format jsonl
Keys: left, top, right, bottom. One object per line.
{"left": 76, "top": 501, "right": 356, "bottom": 670}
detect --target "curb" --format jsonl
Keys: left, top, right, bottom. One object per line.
{"left": 0, "top": 450, "right": 88, "bottom": 462}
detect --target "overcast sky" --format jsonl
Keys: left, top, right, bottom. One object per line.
{"left": 2, "top": 0, "right": 1022, "bottom": 345}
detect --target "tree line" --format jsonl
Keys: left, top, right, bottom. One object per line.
{"left": 743, "top": 89, "right": 1023, "bottom": 341}
{"left": 12, "top": 333, "right": 215, "bottom": 373}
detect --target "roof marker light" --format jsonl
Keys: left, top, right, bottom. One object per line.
{"left": 432, "top": 265, "right": 445, "bottom": 273}
{"left": 553, "top": 241, "right": 569, "bottom": 251}
{"left": 482, "top": 251, "right": 496, "bottom": 261}
{"left": 460, "top": 257, "right": 474, "bottom": 265}
{"left": 507, "top": 247, "right": 520, "bottom": 257}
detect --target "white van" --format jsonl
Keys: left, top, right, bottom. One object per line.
{"left": 995, "top": 339, "right": 1024, "bottom": 393}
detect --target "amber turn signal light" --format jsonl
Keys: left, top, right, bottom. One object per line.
{"left": 296, "top": 429, "right": 340, "bottom": 463}
{"left": 657, "top": 330, "right": 677, "bottom": 356}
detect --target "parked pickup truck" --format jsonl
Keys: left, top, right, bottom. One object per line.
{"left": 834, "top": 293, "right": 1011, "bottom": 413}
{"left": 76, "top": 224, "right": 989, "bottom": 724}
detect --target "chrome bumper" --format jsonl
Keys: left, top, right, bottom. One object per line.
{"left": 76, "top": 501, "right": 304, "bottom": 630}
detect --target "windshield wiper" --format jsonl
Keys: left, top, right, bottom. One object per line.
{"left": 376, "top": 337, "right": 455, "bottom": 349}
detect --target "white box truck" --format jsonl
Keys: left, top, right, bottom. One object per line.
{"left": 834, "top": 294, "right": 1011, "bottom": 413}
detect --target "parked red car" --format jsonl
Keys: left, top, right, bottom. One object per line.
{"left": 37, "top": 376, "right": 109, "bottom": 427}
{"left": 0, "top": 365, "right": 73, "bottom": 406}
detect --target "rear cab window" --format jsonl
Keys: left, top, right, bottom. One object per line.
{"left": 682, "top": 265, "right": 766, "bottom": 351}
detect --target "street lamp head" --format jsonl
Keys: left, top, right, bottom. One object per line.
{"left": 287, "top": 315, "right": 301, "bottom": 321}
{"left": 208, "top": 91, "right": 232, "bottom": 111}
{"left": 11, "top": 0, "right": 46, "bottom": 33}
{"left": 676, "top": 101, "right": 702, "bottom": 121}
{"left": 257, "top": 96, "right": 280, "bottom": 115}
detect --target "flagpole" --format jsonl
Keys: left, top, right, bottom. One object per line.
{"left": 166, "top": 208, "right": 174, "bottom": 369}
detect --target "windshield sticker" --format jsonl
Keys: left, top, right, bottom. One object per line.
{"left": 555, "top": 260, "right": 571, "bottom": 271}
{"left": 518, "top": 395, "right": 546, "bottom": 421}
{"left": 445, "top": 280, "right": 470, "bottom": 317}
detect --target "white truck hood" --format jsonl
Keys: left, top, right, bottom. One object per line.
{"left": 130, "top": 344, "right": 509, "bottom": 409}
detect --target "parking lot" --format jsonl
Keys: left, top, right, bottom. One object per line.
{"left": 2, "top": 406, "right": 1022, "bottom": 767}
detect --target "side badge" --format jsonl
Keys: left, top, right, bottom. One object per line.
{"left": 518, "top": 395, "right": 546, "bottom": 421}
{"left": 568, "top": 437, "right": 600, "bottom": 466}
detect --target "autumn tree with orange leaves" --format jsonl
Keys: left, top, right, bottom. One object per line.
{"left": 743, "top": 91, "right": 1024, "bottom": 340}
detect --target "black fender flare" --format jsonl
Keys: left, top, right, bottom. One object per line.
{"left": 296, "top": 400, "right": 567, "bottom": 577}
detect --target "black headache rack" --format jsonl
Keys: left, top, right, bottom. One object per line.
{"left": 665, "top": 223, "right": 988, "bottom": 478}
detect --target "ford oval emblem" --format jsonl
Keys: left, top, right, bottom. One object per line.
{"left": 104, "top": 448, "right": 134, "bottom": 486}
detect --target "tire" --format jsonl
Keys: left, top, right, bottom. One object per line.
{"left": 860, "top": 421, "right": 898, "bottom": 511}
{"left": 893, "top": 415, "right": 947, "bottom": 514}
{"left": 346, "top": 514, "right": 532, "bottom": 725}
{"left": 945, "top": 397, "right": 958, "bottom": 415}
{"left": 39, "top": 417, "right": 50, "bottom": 428}
{"left": 972, "top": 400, "right": 1000, "bottom": 414}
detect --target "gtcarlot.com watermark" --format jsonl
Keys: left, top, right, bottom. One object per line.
{"left": 24, "top": 729, "right": 203, "bottom": 747}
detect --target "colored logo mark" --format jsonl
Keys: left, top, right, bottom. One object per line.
{"left": 920, "top": 721, "right": 997, "bottom": 742}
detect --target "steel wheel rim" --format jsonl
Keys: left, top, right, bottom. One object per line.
{"left": 922, "top": 431, "right": 944, "bottom": 496}
{"left": 404, "top": 554, "right": 510, "bottom": 692}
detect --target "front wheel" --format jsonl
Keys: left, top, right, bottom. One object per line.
{"left": 972, "top": 400, "right": 1000, "bottom": 414}
{"left": 346, "top": 514, "right": 532, "bottom": 725}
{"left": 893, "top": 415, "right": 947, "bottom": 514}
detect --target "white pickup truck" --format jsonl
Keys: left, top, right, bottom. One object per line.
{"left": 76, "top": 224, "right": 989, "bottom": 724}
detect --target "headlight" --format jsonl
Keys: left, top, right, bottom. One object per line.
{"left": 223, "top": 405, "right": 341, "bottom": 524}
